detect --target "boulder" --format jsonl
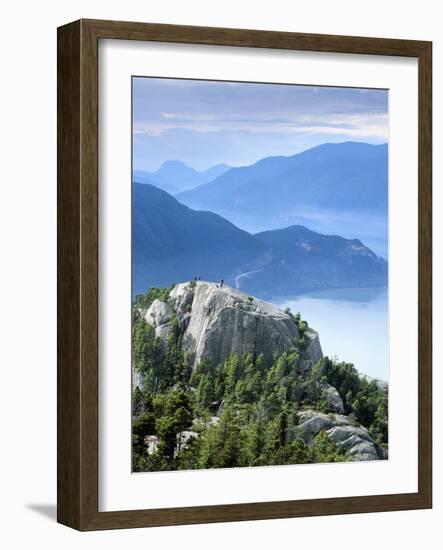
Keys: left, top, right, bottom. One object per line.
{"left": 326, "top": 424, "right": 372, "bottom": 444}
{"left": 144, "top": 298, "right": 173, "bottom": 339}
{"left": 297, "top": 410, "right": 348, "bottom": 443}
{"left": 327, "top": 429, "right": 379, "bottom": 461}
{"left": 321, "top": 383, "right": 345, "bottom": 414}
{"left": 297, "top": 410, "right": 383, "bottom": 461}
{"left": 326, "top": 424, "right": 382, "bottom": 461}
{"left": 298, "top": 414, "right": 334, "bottom": 443}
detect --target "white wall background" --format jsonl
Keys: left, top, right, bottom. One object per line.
{"left": 0, "top": 0, "right": 440, "bottom": 547}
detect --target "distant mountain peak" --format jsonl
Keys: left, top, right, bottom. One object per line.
{"left": 160, "top": 159, "right": 189, "bottom": 168}
{"left": 133, "top": 161, "right": 232, "bottom": 195}
{"left": 155, "top": 159, "right": 198, "bottom": 177}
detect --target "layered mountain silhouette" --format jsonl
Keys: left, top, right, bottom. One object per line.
{"left": 132, "top": 182, "right": 387, "bottom": 298}
{"left": 176, "top": 142, "right": 388, "bottom": 246}
{"left": 246, "top": 225, "right": 387, "bottom": 298}
{"left": 133, "top": 160, "right": 231, "bottom": 195}
{"left": 132, "top": 182, "right": 267, "bottom": 296}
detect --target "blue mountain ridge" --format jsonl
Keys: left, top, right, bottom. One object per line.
{"left": 132, "top": 182, "right": 387, "bottom": 298}
{"left": 177, "top": 142, "right": 387, "bottom": 214}
{"left": 133, "top": 160, "right": 231, "bottom": 195}
{"left": 174, "top": 142, "right": 388, "bottom": 258}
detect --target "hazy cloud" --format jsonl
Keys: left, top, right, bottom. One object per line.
{"left": 133, "top": 77, "right": 388, "bottom": 171}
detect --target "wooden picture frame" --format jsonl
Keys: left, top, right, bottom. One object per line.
{"left": 57, "top": 18, "right": 432, "bottom": 530}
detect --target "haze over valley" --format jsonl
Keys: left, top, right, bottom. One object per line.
{"left": 132, "top": 142, "right": 389, "bottom": 381}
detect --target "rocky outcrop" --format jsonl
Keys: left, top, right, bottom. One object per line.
{"left": 144, "top": 299, "right": 174, "bottom": 340}
{"left": 144, "top": 281, "right": 323, "bottom": 370}
{"left": 136, "top": 281, "right": 388, "bottom": 464}
{"left": 296, "top": 410, "right": 348, "bottom": 443}
{"left": 321, "top": 383, "right": 345, "bottom": 414}
{"left": 305, "top": 328, "right": 323, "bottom": 367}
{"left": 296, "top": 410, "right": 387, "bottom": 461}
{"left": 133, "top": 369, "right": 145, "bottom": 390}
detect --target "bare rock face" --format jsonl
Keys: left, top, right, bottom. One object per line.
{"left": 161, "top": 281, "right": 323, "bottom": 370}
{"left": 305, "top": 328, "right": 323, "bottom": 367}
{"left": 144, "top": 299, "right": 174, "bottom": 340}
{"left": 296, "top": 409, "right": 386, "bottom": 461}
{"left": 133, "top": 369, "right": 145, "bottom": 390}
{"left": 322, "top": 383, "right": 345, "bottom": 414}
{"left": 297, "top": 410, "right": 349, "bottom": 443}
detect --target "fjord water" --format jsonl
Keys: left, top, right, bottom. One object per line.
{"left": 275, "top": 287, "right": 388, "bottom": 382}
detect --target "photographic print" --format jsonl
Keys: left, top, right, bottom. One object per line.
{"left": 131, "top": 77, "right": 389, "bottom": 473}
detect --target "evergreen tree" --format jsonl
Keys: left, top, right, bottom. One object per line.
{"left": 199, "top": 406, "right": 245, "bottom": 469}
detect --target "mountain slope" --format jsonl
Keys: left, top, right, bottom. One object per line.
{"left": 132, "top": 182, "right": 267, "bottom": 295}
{"left": 199, "top": 163, "right": 232, "bottom": 182}
{"left": 176, "top": 142, "right": 388, "bottom": 243}
{"left": 241, "top": 225, "right": 388, "bottom": 297}
{"left": 132, "top": 282, "right": 388, "bottom": 469}
{"left": 132, "top": 183, "right": 387, "bottom": 298}
{"left": 134, "top": 160, "right": 231, "bottom": 195}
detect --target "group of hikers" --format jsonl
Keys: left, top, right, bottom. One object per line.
{"left": 193, "top": 276, "right": 224, "bottom": 288}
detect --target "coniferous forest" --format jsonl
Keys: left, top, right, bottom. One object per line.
{"left": 132, "top": 285, "right": 388, "bottom": 472}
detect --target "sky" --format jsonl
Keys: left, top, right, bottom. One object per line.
{"left": 133, "top": 77, "right": 388, "bottom": 172}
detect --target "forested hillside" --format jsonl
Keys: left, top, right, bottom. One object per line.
{"left": 132, "top": 283, "right": 388, "bottom": 471}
